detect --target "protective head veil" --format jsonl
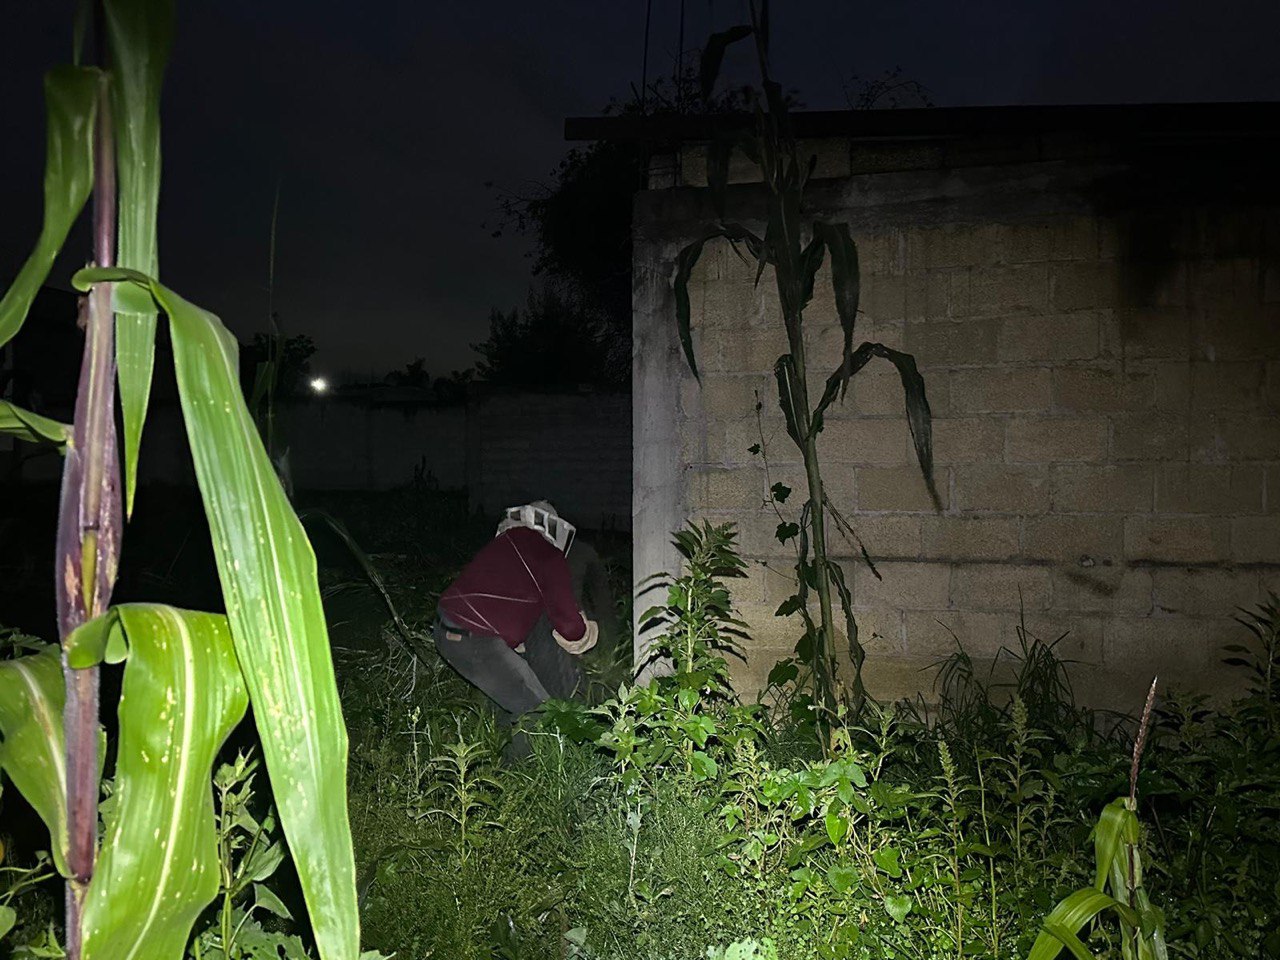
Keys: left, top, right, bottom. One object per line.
{"left": 496, "top": 500, "right": 576, "bottom": 556}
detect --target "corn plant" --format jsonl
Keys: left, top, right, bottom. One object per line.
{"left": 673, "top": 0, "right": 939, "bottom": 715}
{"left": 0, "top": 3, "right": 358, "bottom": 958}
{"left": 1028, "top": 679, "right": 1168, "bottom": 960}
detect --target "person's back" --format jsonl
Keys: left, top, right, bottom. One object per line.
{"left": 438, "top": 525, "right": 584, "bottom": 650}
{"left": 432, "top": 502, "right": 599, "bottom": 739}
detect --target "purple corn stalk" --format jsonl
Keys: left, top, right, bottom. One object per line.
{"left": 54, "top": 64, "right": 122, "bottom": 959}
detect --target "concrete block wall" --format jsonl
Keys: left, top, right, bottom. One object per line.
{"left": 468, "top": 392, "right": 632, "bottom": 531}
{"left": 636, "top": 151, "right": 1280, "bottom": 707}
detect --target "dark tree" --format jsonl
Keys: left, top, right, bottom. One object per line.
{"left": 472, "top": 285, "right": 615, "bottom": 389}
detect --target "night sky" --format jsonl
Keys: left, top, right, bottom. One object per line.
{"left": 3, "top": 1, "right": 1279, "bottom": 380}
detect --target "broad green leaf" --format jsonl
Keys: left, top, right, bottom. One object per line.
{"left": 106, "top": 0, "right": 174, "bottom": 516}
{"left": 883, "top": 893, "right": 912, "bottom": 924}
{"left": 1028, "top": 887, "right": 1139, "bottom": 960}
{"left": 0, "top": 401, "right": 70, "bottom": 450}
{"left": 72, "top": 267, "right": 359, "bottom": 960}
{"left": 253, "top": 882, "right": 294, "bottom": 921}
{"left": 825, "top": 863, "right": 857, "bottom": 895}
{"left": 0, "top": 904, "right": 15, "bottom": 941}
{"left": 1093, "top": 797, "right": 1136, "bottom": 891}
{"left": 82, "top": 605, "right": 248, "bottom": 960}
{"left": 0, "top": 645, "right": 69, "bottom": 876}
{"left": 0, "top": 66, "right": 99, "bottom": 348}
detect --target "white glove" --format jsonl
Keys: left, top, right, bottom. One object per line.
{"left": 554, "top": 615, "right": 598, "bottom": 655}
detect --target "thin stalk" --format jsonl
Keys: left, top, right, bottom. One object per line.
{"left": 56, "top": 45, "right": 122, "bottom": 959}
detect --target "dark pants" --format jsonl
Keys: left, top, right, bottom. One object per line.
{"left": 433, "top": 612, "right": 583, "bottom": 723}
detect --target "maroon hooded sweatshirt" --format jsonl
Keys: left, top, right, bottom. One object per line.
{"left": 437, "top": 526, "right": 586, "bottom": 649}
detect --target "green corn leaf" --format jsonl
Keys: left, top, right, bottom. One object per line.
{"left": 73, "top": 266, "right": 360, "bottom": 960}
{"left": 0, "top": 65, "right": 99, "bottom": 348}
{"left": 106, "top": 0, "right": 174, "bottom": 517}
{"left": 0, "top": 401, "right": 71, "bottom": 450}
{"left": 0, "top": 645, "right": 70, "bottom": 877}
{"left": 80, "top": 605, "right": 248, "bottom": 960}
{"left": 1093, "top": 797, "right": 1136, "bottom": 892}
{"left": 1029, "top": 887, "right": 1140, "bottom": 960}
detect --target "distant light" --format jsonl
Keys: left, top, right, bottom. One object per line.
{"left": 309, "top": 376, "right": 329, "bottom": 395}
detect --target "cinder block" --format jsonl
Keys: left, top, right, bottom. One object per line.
{"left": 1154, "top": 362, "right": 1191, "bottom": 410}
{"left": 1052, "top": 366, "right": 1154, "bottom": 413}
{"left": 954, "top": 464, "right": 1051, "bottom": 513}
{"left": 907, "top": 223, "right": 997, "bottom": 270}
{"left": 921, "top": 516, "right": 1020, "bottom": 561}
{"left": 1155, "top": 463, "right": 1264, "bottom": 514}
{"left": 1110, "top": 414, "right": 1189, "bottom": 461}
{"left": 1023, "top": 515, "right": 1124, "bottom": 564}
{"left": 1051, "top": 464, "right": 1155, "bottom": 513}
{"left": 951, "top": 367, "right": 1051, "bottom": 414}
{"left": 860, "top": 273, "right": 907, "bottom": 322}
{"left": 850, "top": 559, "right": 951, "bottom": 611}
{"left": 1051, "top": 567, "right": 1152, "bottom": 615}
{"left": 1269, "top": 361, "right": 1280, "bottom": 411}
{"left": 1007, "top": 417, "right": 1108, "bottom": 463}
{"left": 1152, "top": 568, "right": 1262, "bottom": 617}
{"left": 1190, "top": 414, "right": 1280, "bottom": 462}
{"left": 1051, "top": 262, "right": 1120, "bottom": 311}
{"left": 904, "top": 319, "right": 1000, "bottom": 365}
{"left": 1114, "top": 308, "right": 1191, "bottom": 360}
{"left": 689, "top": 467, "right": 769, "bottom": 512}
{"left": 1191, "top": 361, "right": 1267, "bottom": 411}
{"left": 1192, "top": 303, "right": 1280, "bottom": 363}
{"left": 847, "top": 364, "right": 915, "bottom": 416}
{"left": 904, "top": 609, "right": 1009, "bottom": 658}
{"left": 698, "top": 375, "right": 771, "bottom": 420}
{"left": 841, "top": 606, "right": 907, "bottom": 658}
{"left": 903, "top": 270, "right": 952, "bottom": 321}
{"left": 999, "top": 314, "right": 1100, "bottom": 362}
{"left": 998, "top": 217, "right": 1097, "bottom": 263}
{"left": 1232, "top": 516, "right": 1280, "bottom": 563}
{"left": 931, "top": 417, "right": 1006, "bottom": 464}
{"left": 1124, "top": 516, "right": 1230, "bottom": 563}
{"left": 1189, "top": 257, "right": 1262, "bottom": 311}
{"left": 1102, "top": 616, "right": 1210, "bottom": 684}
{"left": 951, "top": 563, "right": 1051, "bottom": 611}
{"left": 1270, "top": 465, "right": 1280, "bottom": 514}
{"left": 856, "top": 465, "right": 942, "bottom": 512}
{"left": 860, "top": 655, "right": 929, "bottom": 702}
{"left": 819, "top": 418, "right": 912, "bottom": 465}
{"left": 954, "top": 264, "right": 1049, "bottom": 317}
{"left": 840, "top": 514, "right": 922, "bottom": 560}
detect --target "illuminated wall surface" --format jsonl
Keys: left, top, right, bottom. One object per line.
{"left": 632, "top": 109, "right": 1280, "bottom": 705}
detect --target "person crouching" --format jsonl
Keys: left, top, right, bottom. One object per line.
{"left": 433, "top": 501, "right": 598, "bottom": 733}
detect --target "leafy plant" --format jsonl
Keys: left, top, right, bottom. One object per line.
{"left": 0, "top": 4, "right": 358, "bottom": 959}
{"left": 1029, "top": 680, "right": 1168, "bottom": 960}
{"left": 186, "top": 751, "right": 298, "bottom": 960}
{"left": 672, "top": 1, "right": 939, "bottom": 715}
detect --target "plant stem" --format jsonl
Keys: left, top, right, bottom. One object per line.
{"left": 56, "top": 48, "right": 122, "bottom": 960}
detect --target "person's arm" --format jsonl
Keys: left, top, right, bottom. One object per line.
{"left": 525, "top": 532, "right": 598, "bottom": 653}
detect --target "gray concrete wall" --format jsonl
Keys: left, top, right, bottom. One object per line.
{"left": 467, "top": 391, "right": 631, "bottom": 531}
{"left": 634, "top": 140, "right": 1280, "bottom": 707}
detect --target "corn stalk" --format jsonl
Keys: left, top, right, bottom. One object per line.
{"left": 673, "top": 0, "right": 939, "bottom": 717}
{"left": 0, "top": 3, "right": 360, "bottom": 958}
